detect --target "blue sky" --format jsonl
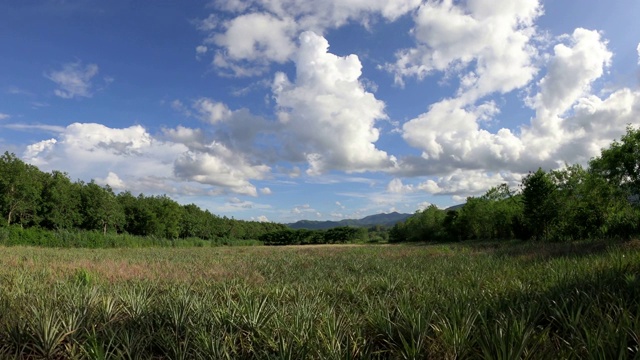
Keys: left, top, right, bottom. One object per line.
{"left": 1, "top": 0, "right": 639, "bottom": 223}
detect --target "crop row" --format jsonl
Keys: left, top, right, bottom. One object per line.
{"left": 0, "top": 242, "right": 638, "bottom": 359}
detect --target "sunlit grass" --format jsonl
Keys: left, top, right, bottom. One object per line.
{"left": 0, "top": 241, "right": 639, "bottom": 358}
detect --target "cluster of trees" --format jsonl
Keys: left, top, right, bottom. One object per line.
{"left": 0, "top": 153, "right": 286, "bottom": 240}
{"left": 391, "top": 126, "right": 640, "bottom": 243}
{"left": 259, "top": 226, "right": 369, "bottom": 245}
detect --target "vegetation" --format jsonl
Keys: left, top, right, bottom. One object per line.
{"left": 0, "top": 241, "right": 639, "bottom": 359}
{"left": 0, "top": 152, "right": 286, "bottom": 244}
{"left": 259, "top": 226, "right": 370, "bottom": 245}
{"left": 391, "top": 126, "right": 640, "bottom": 243}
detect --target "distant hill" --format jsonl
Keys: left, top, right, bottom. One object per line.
{"left": 445, "top": 203, "right": 465, "bottom": 211}
{"left": 287, "top": 212, "right": 412, "bottom": 230}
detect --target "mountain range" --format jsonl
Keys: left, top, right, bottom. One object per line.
{"left": 287, "top": 212, "right": 413, "bottom": 230}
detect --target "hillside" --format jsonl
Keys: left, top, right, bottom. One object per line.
{"left": 287, "top": 212, "right": 412, "bottom": 230}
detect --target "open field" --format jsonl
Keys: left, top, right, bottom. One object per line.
{"left": 1, "top": 241, "right": 639, "bottom": 359}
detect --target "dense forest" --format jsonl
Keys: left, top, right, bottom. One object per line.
{"left": 391, "top": 126, "right": 640, "bottom": 243}
{"left": 0, "top": 152, "right": 286, "bottom": 242}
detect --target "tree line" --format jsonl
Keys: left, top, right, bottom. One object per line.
{"left": 259, "top": 226, "right": 371, "bottom": 245}
{"left": 391, "top": 126, "right": 640, "bottom": 243}
{"left": 0, "top": 152, "right": 286, "bottom": 241}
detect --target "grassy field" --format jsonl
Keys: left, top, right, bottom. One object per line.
{"left": 0, "top": 240, "right": 639, "bottom": 359}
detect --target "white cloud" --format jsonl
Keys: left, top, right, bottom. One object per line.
{"left": 397, "top": 15, "right": 631, "bottom": 200}
{"left": 22, "top": 122, "right": 270, "bottom": 197}
{"left": 95, "top": 171, "right": 126, "bottom": 190}
{"left": 393, "top": 0, "right": 545, "bottom": 185}
{"left": 255, "top": 215, "right": 269, "bottom": 222}
{"left": 417, "top": 169, "right": 522, "bottom": 198}
{"left": 0, "top": 113, "right": 9, "bottom": 120}
{"left": 416, "top": 201, "right": 432, "bottom": 210}
{"left": 388, "top": 0, "right": 541, "bottom": 94}
{"left": 521, "top": 28, "right": 615, "bottom": 164}
{"left": 200, "top": 0, "right": 422, "bottom": 76}
{"left": 193, "top": 98, "right": 232, "bottom": 123}
{"left": 195, "top": 45, "right": 208, "bottom": 60}
{"left": 260, "top": 187, "right": 272, "bottom": 195}
{"left": 531, "top": 28, "right": 612, "bottom": 119}
{"left": 637, "top": 43, "right": 640, "bottom": 65}
{"left": 208, "top": 12, "right": 297, "bottom": 76}
{"left": 24, "top": 139, "right": 57, "bottom": 163}
{"left": 386, "top": 178, "right": 414, "bottom": 194}
{"left": 173, "top": 143, "right": 270, "bottom": 197}
{"left": 273, "top": 31, "right": 395, "bottom": 175}
{"left": 402, "top": 98, "right": 524, "bottom": 171}
{"left": 45, "top": 62, "right": 100, "bottom": 99}
{"left": 291, "top": 203, "right": 316, "bottom": 215}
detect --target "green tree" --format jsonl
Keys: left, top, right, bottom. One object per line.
{"left": 79, "top": 181, "right": 125, "bottom": 235}
{"left": 521, "top": 168, "right": 558, "bottom": 240}
{"left": 149, "top": 195, "right": 183, "bottom": 239}
{"left": 39, "top": 171, "right": 82, "bottom": 230}
{"left": 590, "top": 125, "right": 640, "bottom": 198}
{"left": 179, "top": 204, "right": 212, "bottom": 239}
{"left": 402, "top": 205, "right": 447, "bottom": 242}
{"left": 0, "top": 152, "right": 43, "bottom": 227}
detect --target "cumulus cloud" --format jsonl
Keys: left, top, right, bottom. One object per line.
{"left": 199, "top": 0, "right": 421, "bottom": 76}
{"left": 214, "top": 13, "right": 296, "bottom": 63}
{"left": 22, "top": 123, "right": 270, "bottom": 197}
{"left": 193, "top": 98, "right": 233, "bottom": 123}
{"left": 174, "top": 145, "right": 270, "bottom": 196}
{"left": 417, "top": 169, "right": 522, "bottom": 197}
{"left": 393, "top": 0, "right": 544, "bottom": 179}
{"left": 386, "top": 178, "right": 414, "bottom": 194}
{"left": 260, "top": 187, "right": 272, "bottom": 195}
{"left": 521, "top": 28, "right": 616, "bottom": 164}
{"left": 531, "top": 28, "right": 612, "bottom": 119}
{"left": 188, "top": 98, "right": 281, "bottom": 162}
{"left": 388, "top": 0, "right": 541, "bottom": 94}
{"left": 45, "top": 62, "right": 100, "bottom": 99}
{"left": 402, "top": 98, "right": 525, "bottom": 171}
{"left": 95, "top": 172, "right": 126, "bottom": 190}
{"left": 388, "top": 1, "right": 639, "bottom": 201}
{"left": 0, "top": 113, "right": 9, "bottom": 120}
{"left": 273, "top": 31, "right": 395, "bottom": 174}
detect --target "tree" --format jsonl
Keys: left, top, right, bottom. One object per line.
{"left": 521, "top": 168, "right": 558, "bottom": 240}
{"left": 590, "top": 125, "right": 640, "bottom": 199}
{"left": 79, "top": 181, "right": 125, "bottom": 235}
{"left": 0, "top": 152, "right": 43, "bottom": 227}
{"left": 39, "top": 171, "right": 82, "bottom": 230}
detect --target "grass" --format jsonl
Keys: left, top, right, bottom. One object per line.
{"left": 0, "top": 240, "right": 639, "bottom": 358}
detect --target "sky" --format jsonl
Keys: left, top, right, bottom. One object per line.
{"left": 1, "top": 0, "right": 640, "bottom": 223}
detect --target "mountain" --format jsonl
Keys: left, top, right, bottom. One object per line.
{"left": 287, "top": 212, "right": 412, "bottom": 230}
{"left": 445, "top": 203, "right": 465, "bottom": 211}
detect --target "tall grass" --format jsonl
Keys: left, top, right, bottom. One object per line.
{"left": 0, "top": 240, "right": 639, "bottom": 358}
{"left": 0, "top": 226, "right": 262, "bottom": 248}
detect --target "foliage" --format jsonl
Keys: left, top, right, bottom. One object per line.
{"left": 590, "top": 125, "right": 640, "bottom": 198}
{"left": 392, "top": 128, "right": 640, "bottom": 243}
{"left": 0, "top": 226, "right": 263, "bottom": 248}
{"left": 0, "top": 241, "right": 639, "bottom": 358}
{"left": 0, "top": 152, "right": 43, "bottom": 227}
{"left": 0, "top": 152, "right": 287, "bottom": 244}
{"left": 260, "top": 227, "right": 367, "bottom": 245}
{"left": 521, "top": 168, "right": 558, "bottom": 240}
